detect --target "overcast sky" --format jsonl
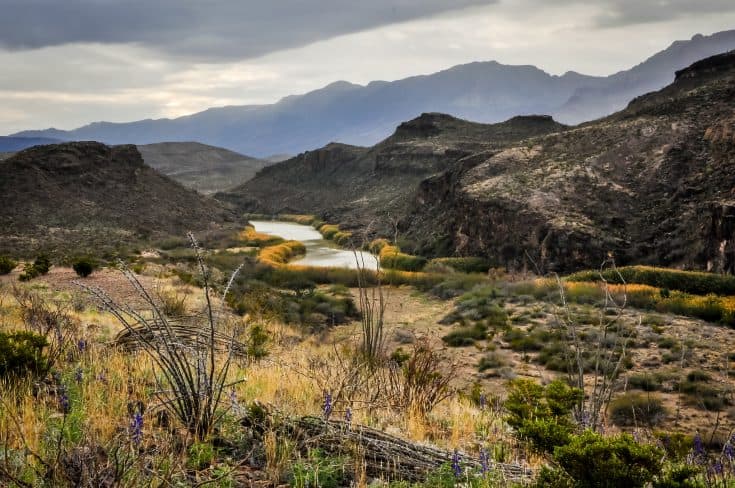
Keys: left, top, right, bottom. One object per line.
{"left": 1, "top": 0, "right": 735, "bottom": 134}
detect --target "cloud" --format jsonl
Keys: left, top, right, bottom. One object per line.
{"left": 590, "top": 0, "right": 735, "bottom": 27}
{"left": 0, "top": 0, "right": 494, "bottom": 60}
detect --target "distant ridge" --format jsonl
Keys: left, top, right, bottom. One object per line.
{"left": 136, "top": 141, "right": 276, "bottom": 194}
{"left": 10, "top": 30, "right": 735, "bottom": 158}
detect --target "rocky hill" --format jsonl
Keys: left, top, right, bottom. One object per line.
{"left": 220, "top": 51, "right": 735, "bottom": 274}
{"left": 217, "top": 113, "right": 567, "bottom": 231}
{"left": 12, "top": 31, "right": 735, "bottom": 156}
{"left": 0, "top": 142, "right": 236, "bottom": 256}
{"left": 137, "top": 142, "right": 274, "bottom": 194}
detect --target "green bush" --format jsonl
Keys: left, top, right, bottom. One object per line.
{"left": 246, "top": 323, "right": 269, "bottom": 361}
{"left": 627, "top": 373, "right": 663, "bottom": 392}
{"left": 505, "top": 379, "right": 582, "bottom": 453}
{"left": 0, "top": 331, "right": 50, "bottom": 379}
{"left": 72, "top": 258, "right": 96, "bottom": 278}
{"left": 19, "top": 255, "right": 52, "bottom": 281}
{"left": 0, "top": 256, "right": 17, "bottom": 274}
{"left": 428, "top": 257, "right": 491, "bottom": 274}
{"left": 552, "top": 431, "right": 663, "bottom": 488}
{"left": 291, "top": 449, "right": 348, "bottom": 488}
{"left": 442, "top": 324, "right": 487, "bottom": 347}
{"left": 566, "top": 265, "right": 735, "bottom": 296}
{"left": 608, "top": 392, "right": 667, "bottom": 427}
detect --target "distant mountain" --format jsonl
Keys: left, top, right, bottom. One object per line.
{"left": 219, "top": 50, "right": 735, "bottom": 273}
{"left": 0, "top": 142, "right": 235, "bottom": 257}
{"left": 12, "top": 30, "right": 735, "bottom": 157}
{"left": 137, "top": 142, "right": 275, "bottom": 194}
{"left": 0, "top": 136, "right": 60, "bottom": 152}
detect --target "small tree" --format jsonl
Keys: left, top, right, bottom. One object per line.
{"left": 72, "top": 258, "right": 96, "bottom": 278}
{"left": 0, "top": 256, "right": 17, "bottom": 275}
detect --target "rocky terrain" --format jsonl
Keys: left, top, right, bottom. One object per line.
{"left": 0, "top": 142, "right": 236, "bottom": 256}
{"left": 12, "top": 31, "right": 735, "bottom": 156}
{"left": 217, "top": 114, "right": 567, "bottom": 233}
{"left": 137, "top": 141, "right": 274, "bottom": 194}
{"left": 221, "top": 50, "right": 735, "bottom": 274}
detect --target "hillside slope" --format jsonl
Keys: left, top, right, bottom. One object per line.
{"left": 12, "top": 31, "right": 735, "bottom": 156}
{"left": 402, "top": 51, "right": 735, "bottom": 273}
{"left": 137, "top": 142, "right": 274, "bottom": 193}
{"left": 218, "top": 114, "right": 568, "bottom": 233}
{"left": 219, "top": 51, "right": 735, "bottom": 274}
{"left": 0, "top": 142, "right": 236, "bottom": 256}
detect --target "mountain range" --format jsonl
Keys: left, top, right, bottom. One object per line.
{"left": 11, "top": 30, "right": 735, "bottom": 158}
{"left": 219, "top": 50, "right": 735, "bottom": 273}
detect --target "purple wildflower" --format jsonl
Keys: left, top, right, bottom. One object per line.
{"left": 693, "top": 433, "right": 707, "bottom": 465}
{"left": 725, "top": 436, "right": 735, "bottom": 461}
{"left": 452, "top": 449, "right": 461, "bottom": 477}
{"left": 479, "top": 393, "right": 487, "bottom": 411}
{"left": 75, "top": 367, "right": 83, "bottom": 384}
{"left": 96, "top": 372, "right": 107, "bottom": 384}
{"left": 59, "top": 387, "right": 70, "bottom": 414}
{"left": 77, "top": 339, "right": 87, "bottom": 352}
{"left": 345, "top": 407, "right": 352, "bottom": 424}
{"left": 479, "top": 448, "right": 489, "bottom": 474}
{"left": 130, "top": 411, "right": 143, "bottom": 445}
{"left": 323, "top": 391, "right": 332, "bottom": 420}
{"left": 712, "top": 461, "right": 724, "bottom": 475}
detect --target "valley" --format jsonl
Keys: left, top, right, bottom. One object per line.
{"left": 2, "top": 27, "right": 735, "bottom": 488}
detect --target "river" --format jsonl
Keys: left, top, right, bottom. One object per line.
{"left": 250, "top": 220, "right": 379, "bottom": 270}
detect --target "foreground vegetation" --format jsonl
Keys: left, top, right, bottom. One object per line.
{"left": 2, "top": 229, "right": 735, "bottom": 486}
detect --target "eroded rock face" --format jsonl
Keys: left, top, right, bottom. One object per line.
{"left": 0, "top": 141, "right": 235, "bottom": 254}
{"left": 400, "top": 51, "right": 735, "bottom": 273}
{"left": 220, "top": 51, "right": 735, "bottom": 274}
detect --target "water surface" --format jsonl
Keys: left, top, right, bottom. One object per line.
{"left": 250, "top": 220, "right": 379, "bottom": 270}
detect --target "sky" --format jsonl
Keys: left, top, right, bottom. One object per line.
{"left": 1, "top": 0, "right": 735, "bottom": 134}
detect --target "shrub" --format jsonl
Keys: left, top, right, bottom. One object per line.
{"left": 379, "top": 245, "right": 427, "bottom": 272}
{"left": 258, "top": 241, "right": 307, "bottom": 266}
{"left": 0, "top": 256, "right": 17, "bottom": 274}
{"left": 158, "top": 289, "right": 188, "bottom": 317}
{"left": 608, "top": 392, "right": 667, "bottom": 427}
{"left": 627, "top": 373, "right": 662, "bottom": 392}
{"left": 442, "top": 324, "right": 486, "bottom": 347}
{"left": 72, "top": 258, "right": 96, "bottom": 278}
{"left": 685, "top": 370, "right": 711, "bottom": 382}
{"left": 552, "top": 431, "right": 663, "bottom": 488}
{"left": 246, "top": 323, "right": 269, "bottom": 361}
{"left": 318, "top": 224, "right": 340, "bottom": 240}
{"left": 505, "top": 379, "right": 583, "bottom": 453}
{"left": 0, "top": 331, "right": 50, "bottom": 379}
{"left": 239, "top": 226, "right": 284, "bottom": 247}
{"left": 19, "top": 255, "right": 52, "bottom": 281}
{"left": 566, "top": 265, "right": 735, "bottom": 296}
{"left": 428, "top": 257, "right": 491, "bottom": 274}
{"left": 478, "top": 352, "right": 506, "bottom": 371}
{"left": 291, "top": 449, "right": 348, "bottom": 488}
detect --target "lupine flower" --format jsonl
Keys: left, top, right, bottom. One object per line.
{"left": 130, "top": 411, "right": 143, "bottom": 445}
{"left": 724, "top": 436, "right": 735, "bottom": 461}
{"left": 77, "top": 339, "right": 87, "bottom": 352}
{"left": 229, "top": 388, "right": 238, "bottom": 406}
{"left": 452, "top": 449, "right": 461, "bottom": 477}
{"left": 712, "top": 461, "right": 724, "bottom": 475}
{"left": 693, "top": 433, "right": 707, "bottom": 465}
{"left": 75, "top": 367, "right": 83, "bottom": 384}
{"left": 479, "top": 393, "right": 487, "bottom": 411}
{"left": 59, "top": 387, "right": 70, "bottom": 414}
{"left": 479, "top": 448, "right": 489, "bottom": 474}
{"left": 323, "top": 391, "right": 333, "bottom": 420}
{"left": 345, "top": 407, "right": 352, "bottom": 424}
